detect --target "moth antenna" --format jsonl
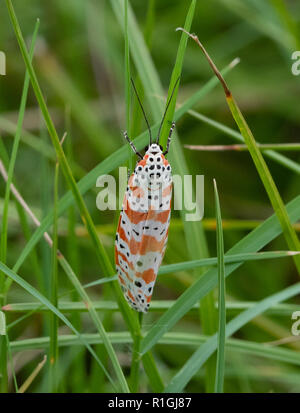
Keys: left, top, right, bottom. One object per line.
{"left": 156, "top": 75, "right": 180, "bottom": 144}
{"left": 130, "top": 77, "right": 153, "bottom": 145}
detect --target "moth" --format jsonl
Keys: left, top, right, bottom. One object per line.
{"left": 115, "top": 79, "right": 179, "bottom": 312}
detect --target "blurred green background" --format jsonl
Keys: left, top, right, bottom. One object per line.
{"left": 0, "top": 0, "right": 300, "bottom": 393}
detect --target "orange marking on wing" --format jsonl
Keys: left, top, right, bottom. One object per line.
{"left": 118, "top": 225, "right": 129, "bottom": 243}
{"left": 128, "top": 174, "right": 135, "bottom": 186}
{"left": 124, "top": 201, "right": 170, "bottom": 224}
{"left": 137, "top": 158, "right": 147, "bottom": 167}
{"left": 118, "top": 276, "right": 126, "bottom": 286}
{"left": 129, "top": 234, "right": 165, "bottom": 255}
{"left": 136, "top": 268, "right": 157, "bottom": 284}
{"left": 146, "top": 295, "right": 152, "bottom": 303}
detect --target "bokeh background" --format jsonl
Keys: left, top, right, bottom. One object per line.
{"left": 0, "top": 0, "right": 300, "bottom": 392}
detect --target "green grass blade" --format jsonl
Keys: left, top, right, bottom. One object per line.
{"left": 58, "top": 256, "right": 129, "bottom": 393}
{"left": 49, "top": 161, "right": 59, "bottom": 392}
{"left": 18, "top": 355, "right": 47, "bottom": 393}
{"left": 124, "top": 0, "right": 134, "bottom": 172}
{"left": 213, "top": 180, "right": 226, "bottom": 393}
{"left": 158, "top": 251, "right": 298, "bottom": 274}
{"left": 4, "top": 299, "right": 299, "bottom": 317}
{"left": 8, "top": 331, "right": 300, "bottom": 369}
{"left": 6, "top": 334, "right": 18, "bottom": 392}
{"left": 158, "top": 0, "right": 196, "bottom": 148}
{"left": 140, "top": 194, "right": 300, "bottom": 355}
{"left": 141, "top": 352, "right": 164, "bottom": 392}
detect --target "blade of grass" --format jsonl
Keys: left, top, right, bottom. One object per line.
{"left": 4, "top": 299, "right": 299, "bottom": 317}
{"left": 140, "top": 194, "right": 300, "bottom": 355}
{"left": 49, "top": 160, "right": 59, "bottom": 392}
{"left": 65, "top": 106, "right": 85, "bottom": 392}
{"left": 0, "top": 259, "right": 118, "bottom": 391}
{"left": 124, "top": 0, "right": 134, "bottom": 173}
{"left": 58, "top": 255, "right": 130, "bottom": 393}
{"left": 158, "top": 250, "right": 299, "bottom": 275}
{"left": 130, "top": 313, "right": 143, "bottom": 392}
{"left": 269, "top": 0, "right": 300, "bottom": 49}
{"left": 8, "top": 332, "right": 300, "bottom": 368}
{"left": 165, "top": 280, "right": 300, "bottom": 392}
{"left": 0, "top": 116, "right": 85, "bottom": 178}
{"left": 18, "top": 355, "right": 47, "bottom": 393}
{"left": 213, "top": 180, "right": 226, "bottom": 393}
{"left": 141, "top": 351, "right": 164, "bottom": 392}
{"left": 0, "top": 20, "right": 39, "bottom": 393}
{"left": 158, "top": 0, "right": 196, "bottom": 148}
{"left": 178, "top": 28, "right": 300, "bottom": 273}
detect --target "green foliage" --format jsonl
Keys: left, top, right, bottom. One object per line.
{"left": 0, "top": 0, "right": 299, "bottom": 393}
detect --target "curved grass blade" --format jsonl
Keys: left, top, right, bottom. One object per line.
{"left": 18, "top": 355, "right": 47, "bottom": 393}
{"left": 179, "top": 28, "right": 300, "bottom": 274}
{"left": 140, "top": 194, "right": 300, "bottom": 355}
{"left": 49, "top": 161, "right": 59, "bottom": 392}
{"left": 4, "top": 300, "right": 299, "bottom": 317}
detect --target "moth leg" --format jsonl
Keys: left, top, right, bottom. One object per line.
{"left": 123, "top": 131, "right": 143, "bottom": 159}
{"left": 163, "top": 121, "right": 175, "bottom": 155}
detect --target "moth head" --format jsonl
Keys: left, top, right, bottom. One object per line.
{"left": 145, "top": 143, "right": 163, "bottom": 155}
